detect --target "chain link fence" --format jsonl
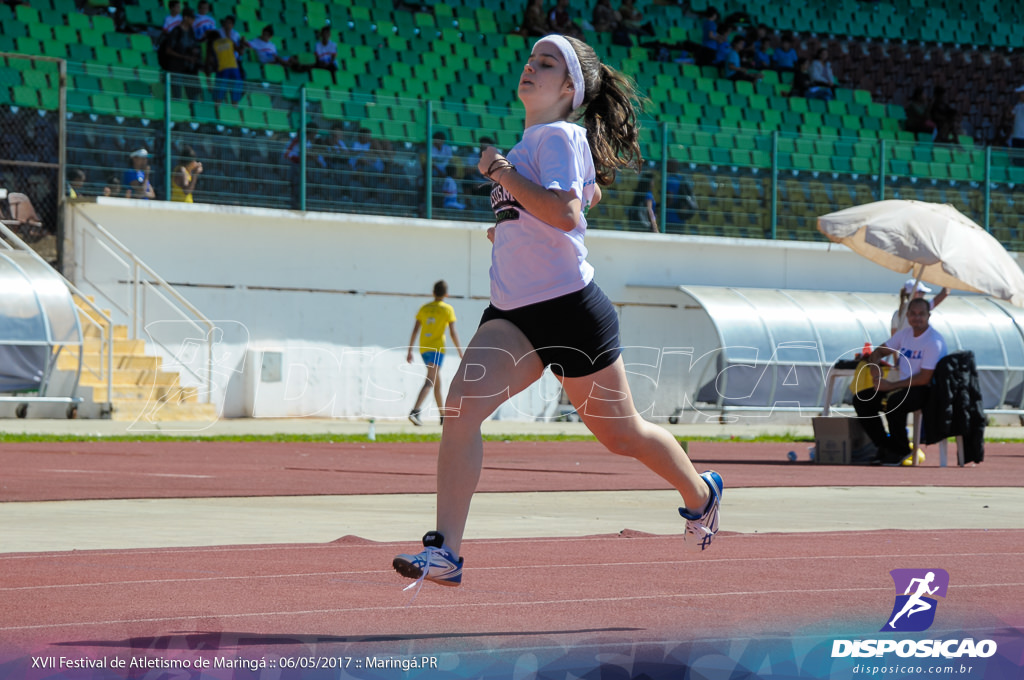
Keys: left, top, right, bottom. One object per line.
{"left": 0, "top": 53, "right": 63, "bottom": 267}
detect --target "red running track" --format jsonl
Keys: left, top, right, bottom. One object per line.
{"left": 2, "top": 440, "right": 1022, "bottom": 501}
{"left": 0, "top": 440, "right": 1022, "bottom": 678}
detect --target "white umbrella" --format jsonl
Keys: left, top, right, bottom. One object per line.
{"left": 818, "top": 200, "right": 1024, "bottom": 307}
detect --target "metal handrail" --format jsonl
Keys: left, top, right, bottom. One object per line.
{"left": 0, "top": 221, "right": 111, "bottom": 408}
{"left": 70, "top": 204, "right": 214, "bottom": 401}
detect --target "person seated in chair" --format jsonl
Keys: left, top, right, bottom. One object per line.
{"left": 853, "top": 297, "right": 947, "bottom": 464}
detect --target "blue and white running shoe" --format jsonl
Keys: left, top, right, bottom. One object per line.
{"left": 393, "top": 531, "right": 463, "bottom": 587}
{"left": 678, "top": 470, "right": 723, "bottom": 552}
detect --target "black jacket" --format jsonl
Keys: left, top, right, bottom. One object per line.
{"left": 922, "top": 351, "right": 985, "bottom": 463}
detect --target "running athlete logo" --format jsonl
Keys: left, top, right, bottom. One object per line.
{"left": 881, "top": 568, "right": 950, "bottom": 632}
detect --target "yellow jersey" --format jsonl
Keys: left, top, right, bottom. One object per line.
{"left": 171, "top": 166, "right": 193, "bottom": 203}
{"left": 416, "top": 300, "right": 456, "bottom": 353}
{"left": 212, "top": 36, "right": 238, "bottom": 71}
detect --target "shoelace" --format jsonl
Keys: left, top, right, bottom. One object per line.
{"left": 402, "top": 546, "right": 436, "bottom": 606}
{"left": 685, "top": 493, "right": 719, "bottom": 548}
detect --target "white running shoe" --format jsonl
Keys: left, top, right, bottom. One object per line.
{"left": 393, "top": 531, "right": 463, "bottom": 587}
{"left": 679, "top": 470, "right": 723, "bottom": 552}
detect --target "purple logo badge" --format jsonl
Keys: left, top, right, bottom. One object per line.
{"left": 881, "top": 568, "right": 950, "bottom": 632}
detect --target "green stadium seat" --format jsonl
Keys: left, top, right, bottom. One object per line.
{"left": 117, "top": 95, "right": 144, "bottom": 118}
{"left": 12, "top": 84, "right": 39, "bottom": 108}
{"left": 101, "top": 77, "right": 126, "bottom": 95}
{"left": 216, "top": 104, "right": 242, "bottom": 127}
{"left": 15, "top": 36, "right": 42, "bottom": 54}
{"left": 14, "top": 4, "right": 40, "bottom": 24}
{"left": 27, "top": 22, "right": 51, "bottom": 42}
{"left": 21, "top": 70, "right": 49, "bottom": 90}
{"left": 105, "top": 32, "right": 131, "bottom": 50}
{"left": 90, "top": 93, "right": 118, "bottom": 116}
{"left": 889, "top": 159, "right": 910, "bottom": 176}
{"left": 730, "top": 149, "right": 751, "bottom": 166}
{"left": 833, "top": 157, "right": 853, "bottom": 173}
{"left": 264, "top": 109, "right": 290, "bottom": 131}
{"left": 139, "top": 97, "right": 163, "bottom": 119}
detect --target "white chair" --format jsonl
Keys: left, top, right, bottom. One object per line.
{"left": 911, "top": 410, "right": 965, "bottom": 467}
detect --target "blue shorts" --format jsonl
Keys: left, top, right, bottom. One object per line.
{"left": 421, "top": 351, "right": 444, "bottom": 367}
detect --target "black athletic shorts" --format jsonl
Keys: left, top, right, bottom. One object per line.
{"left": 479, "top": 280, "right": 621, "bottom": 378}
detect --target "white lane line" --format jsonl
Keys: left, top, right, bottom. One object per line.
{"left": 3, "top": 583, "right": 1023, "bottom": 633}
{"left": 2, "top": 554, "right": 1021, "bottom": 591}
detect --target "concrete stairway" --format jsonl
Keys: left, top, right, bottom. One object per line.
{"left": 58, "top": 300, "right": 218, "bottom": 422}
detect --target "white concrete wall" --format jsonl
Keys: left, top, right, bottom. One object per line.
{"left": 67, "top": 198, "right": 1014, "bottom": 419}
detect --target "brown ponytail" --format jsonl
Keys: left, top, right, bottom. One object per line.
{"left": 563, "top": 36, "right": 644, "bottom": 185}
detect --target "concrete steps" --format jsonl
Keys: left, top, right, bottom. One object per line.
{"left": 62, "top": 299, "right": 217, "bottom": 421}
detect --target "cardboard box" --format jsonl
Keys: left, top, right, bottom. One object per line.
{"left": 812, "top": 416, "right": 876, "bottom": 465}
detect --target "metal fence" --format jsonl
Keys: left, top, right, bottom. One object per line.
{"left": 0, "top": 53, "right": 64, "bottom": 266}
{"left": 5, "top": 56, "right": 1024, "bottom": 253}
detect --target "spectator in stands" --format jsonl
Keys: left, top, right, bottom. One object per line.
{"left": 102, "top": 175, "right": 122, "bottom": 198}
{"left": 752, "top": 36, "right": 773, "bottom": 70}
{"left": 617, "top": 0, "right": 654, "bottom": 37}
{"left": 248, "top": 25, "right": 300, "bottom": 69}
{"left": 591, "top": 0, "right": 617, "bottom": 33}
{"left": 66, "top": 168, "right": 86, "bottom": 199}
{"left": 220, "top": 16, "right": 248, "bottom": 78}
{"left": 313, "top": 26, "right": 338, "bottom": 84}
{"left": 723, "top": 36, "right": 762, "bottom": 84}
{"left": 171, "top": 146, "right": 203, "bottom": 203}
{"left": 713, "top": 24, "right": 735, "bottom": 65}
{"left": 519, "top": 0, "right": 547, "bottom": 37}
{"left": 193, "top": 1, "right": 217, "bottom": 41}
{"left": 547, "top": 0, "right": 584, "bottom": 38}
{"left": 698, "top": 7, "right": 721, "bottom": 66}
{"left": 664, "top": 162, "right": 697, "bottom": 231}
{"left": 207, "top": 31, "right": 243, "bottom": 105}
{"left": 808, "top": 48, "right": 837, "bottom": 100}
{"left": 348, "top": 126, "right": 390, "bottom": 204}
{"left": 930, "top": 86, "right": 958, "bottom": 143}
{"left": 161, "top": 7, "right": 202, "bottom": 96}
{"left": 441, "top": 166, "right": 466, "bottom": 210}
{"left": 1009, "top": 86, "right": 1024, "bottom": 151}
{"left": 638, "top": 171, "right": 660, "bottom": 233}
{"left": 788, "top": 57, "right": 809, "bottom": 98}
{"left": 904, "top": 87, "right": 936, "bottom": 137}
{"left": 431, "top": 131, "right": 454, "bottom": 177}
{"left": 123, "top": 148, "right": 155, "bottom": 200}
{"left": 349, "top": 127, "right": 387, "bottom": 174}
{"left": 161, "top": 0, "right": 183, "bottom": 36}
{"left": 772, "top": 35, "right": 798, "bottom": 72}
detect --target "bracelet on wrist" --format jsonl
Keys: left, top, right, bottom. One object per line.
{"left": 494, "top": 164, "right": 516, "bottom": 184}
{"left": 486, "top": 159, "right": 515, "bottom": 182}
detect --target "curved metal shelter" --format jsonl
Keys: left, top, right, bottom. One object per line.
{"left": 0, "top": 250, "right": 83, "bottom": 414}
{"left": 669, "top": 285, "right": 1024, "bottom": 414}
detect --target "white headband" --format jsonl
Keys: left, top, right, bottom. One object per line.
{"left": 535, "top": 34, "right": 585, "bottom": 110}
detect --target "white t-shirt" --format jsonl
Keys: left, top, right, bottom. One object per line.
{"left": 1013, "top": 102, "right": 1024, "bottom": 140}
{"left": 315, "top": 40, "right": 337, "bottom": 65}
{"left": 884, "top": 325, "right": 947, "bottom": 380}
{"left": 193, "top": 13, "right": 216, "bottom": 40}
{"left": 249, "top": 37, "right": 279, "bottom": 64}
{"left": 489, "top": 121, "right": 597, "bottom": 309}
{"left": 163, "top": 14, "right": 182, "bottom": 32}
